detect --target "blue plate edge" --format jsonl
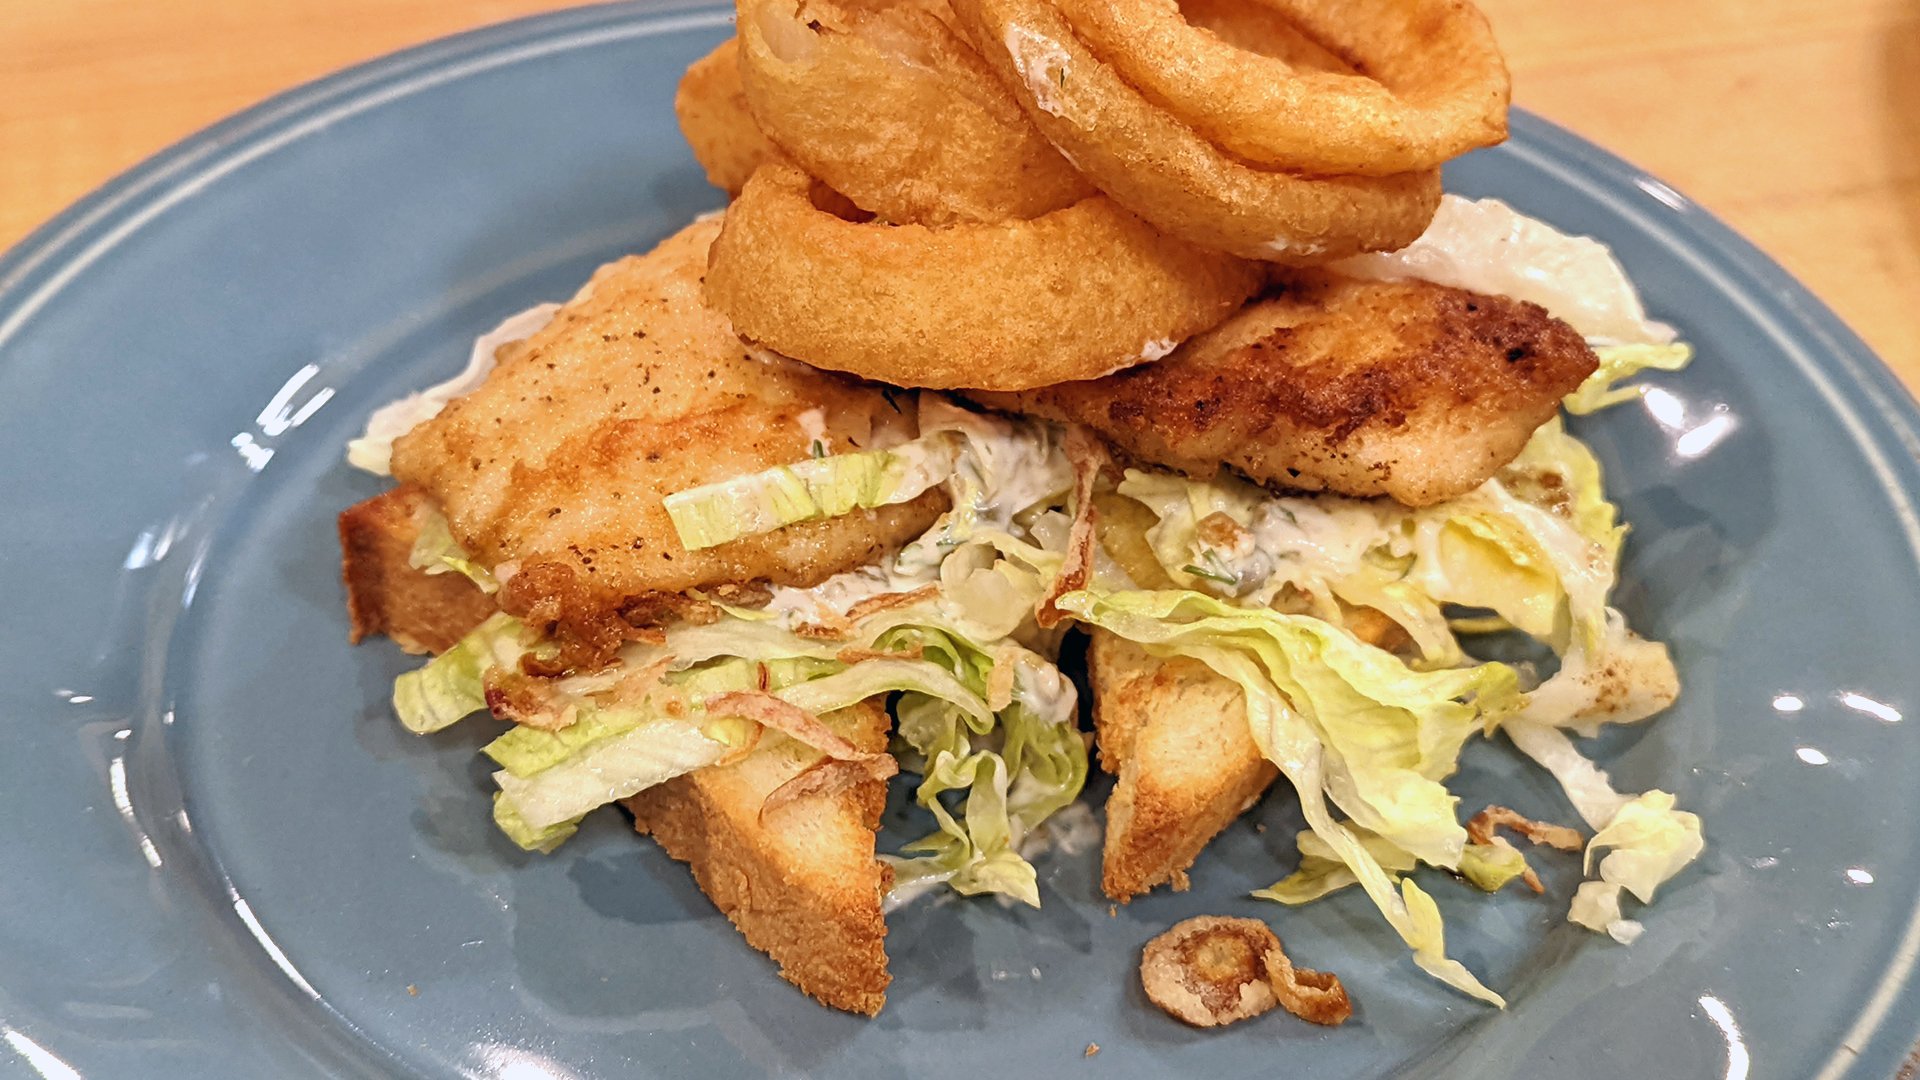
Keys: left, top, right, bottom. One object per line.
{"left": 0, "top": 6, "right": 1915, "bottom": 1077}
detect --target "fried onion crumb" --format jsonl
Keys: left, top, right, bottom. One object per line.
{"left": 1264, "top": 944, "right": 1353, "bottom": 1026}
{"left": 1140, "top": 916, "right": 1352, "bottom": 1028}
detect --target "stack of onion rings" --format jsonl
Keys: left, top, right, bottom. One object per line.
{"left": 735, "top": 0, "right": 1094, "bottom": 224}
{"left": 947, "top": 0, "right": 1466, "bottom": 261}
{"left": 694, "top": 0, "right": 1509, "bottom": 388}
{"left": 1056, "top": 0, "right": 1509, "bottom": 175}
{"left": 705, "top": 161, "right": 1262, "bottom": 390}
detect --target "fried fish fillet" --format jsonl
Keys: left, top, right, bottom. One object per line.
{"left": 970, "top": 273, "right": 1597, "bottom": 506}
{"left": 389, "top": 218, "right": 947, "bottom": 668}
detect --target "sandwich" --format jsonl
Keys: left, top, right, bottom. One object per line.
{"left": 337, "top": 6, "right": 1708, "bottom": 1021}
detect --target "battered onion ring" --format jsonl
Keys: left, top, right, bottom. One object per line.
{"left": 674, "top": 37, "right": 779, "bottom": 196}
{"left": 737, "top": 0, "right": 1094, "bottom": 224}
{"left": 949, "top": 0, "right": 1440, "bottom": 262}
{"left": 1176, "top": 0, "right": 1357, "bottom": 74}
{"left": 705, "top": 162, "right": 1262, "bottom": 390}
{"left": 1056, "top": 0, "right": 1509, "bottom": 175}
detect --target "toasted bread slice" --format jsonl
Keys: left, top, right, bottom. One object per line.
{"left": 624, "top": 700, "right": 894, "bottom": 1015}
{"left": 1089, "top": 631, "right": 1276, "bottom": 902}
{"left": 339, "top": 485, "right": 498, "bottom": 654}
{"left": 1090, "top": 605, "right": 1412, "bottom": 902}
{"left": 341, "top": 484, "right": 894, "bottom": 1014}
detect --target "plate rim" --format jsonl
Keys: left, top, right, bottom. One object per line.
{"left": 2, "top": 2, "right": 1917, "bottom": 1076}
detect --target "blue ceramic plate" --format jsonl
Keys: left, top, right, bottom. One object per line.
{"left": 3, "top": 4, "right": 1917, "bottom": 1077}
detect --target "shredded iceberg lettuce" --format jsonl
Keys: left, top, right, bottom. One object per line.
{"left": 1458, "top": 840, "right": 1534, "bottom": 893}
{"left": 1058, "top": 588, "right": 1515, "bottom": 1002}
{"left": 1564, "top": 343, "right": 1695, "bottom": 415}
{"left": 663, "top": 433, "right": 963, "bottom": 551}
{"left": 407, "top": 604, "right": 1088, "bottom": 894}
{"left": 1258, "top": 827, "right": 1419, "bottom": 904}
{"left": 1080, "top": 419, "right": 1700, "bottom": 991}
{"left": 493, "top": 718, "right": 733, "bottom": 832}
{"left": 391, "top": 614, "right": 527, "bottom": 733}
{"left": 1330, "top": 195, "right": 1676, "bottom": 346}
{"left": 879, "top": 626, "right": 1087, "bottom": 907}
{"left": 1507, "top": 715, "right": 1704, "bottom": 940}
{"left": 1262, "top": 828, "right": 1532, "bottom": 900}
{"left": 492, "top": 792, "right": 580, "bottom": 854}
{"left": 1102, "top": 421, "right": 1678, "bottom": 729}
{"left": 407, "top": 507, "right": 498, "bottom": 593}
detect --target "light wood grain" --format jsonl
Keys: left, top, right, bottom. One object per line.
{"left": 2, "top": 0, "right": 1914, "bottom": 379}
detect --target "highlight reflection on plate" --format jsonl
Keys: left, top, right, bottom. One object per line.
{"left": 1, "top": 4, "right": 1918, "bottom": 1078}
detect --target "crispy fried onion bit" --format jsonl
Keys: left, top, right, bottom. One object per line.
{"left": 705, "top": 690, "right": 900, "bottom": 821}
{"left": 485, "top": 654, "right": 678, "bottom": 733}
{"left": 794, "top": 583, "right": 942, "bottom": 641}
{"left": 1467, "top": 804, "right": 1586, "bottom": 894}
{"left": 1036, "top": 425, "right": 1113, "bottom": 629}
{"left": 1141, "top": 916, "right": 1352, "bottom": 1028}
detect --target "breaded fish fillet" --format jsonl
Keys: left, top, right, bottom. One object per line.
{"left": 390, "top": 219, "right": 947, "bottom": 667}
{"left": 970, "top": 273, "right": 1597, "bottom": 506}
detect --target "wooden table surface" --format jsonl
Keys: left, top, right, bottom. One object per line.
{"left": 3, "top": 0, "right": 1915, "bottom": 380}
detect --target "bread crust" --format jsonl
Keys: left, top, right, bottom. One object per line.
{"left": 624, "top": 699, "right": 894, "bottom": 1015}
{"left": 338, "top": 485, "right": 498, "bottom": 654}
{"left": 1090, "top": 631, "right": 1277, "bottom": 901}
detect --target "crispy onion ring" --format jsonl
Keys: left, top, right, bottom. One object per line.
{"left": 705, "top": 162, "right": 1263, "bottom": 390}
{"left": 948, "top": 0, "right": 1441, "bottom": 262}
{"left": 737, "top": 0, "right": 1094, "bottom": 224}
{"left": 1055, "top": 0, "right": 1509, "bottom": 175}
{"left": 674, "top": 37, "right": 778, "bottom": 196}
{"left": 1175, "top": 0, "right": 1356, "bottom": 73}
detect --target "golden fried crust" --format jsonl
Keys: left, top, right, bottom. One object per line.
{"left": 338, "top": 486, "right": 498, "bottom": 654}
{"left": 972, "top": 273, "right": 1598, "bottom": 506}
{"left": 1090, "top": 631, "right": 1277, "bottom": 902}
{"left": 624, "top": 699, "right": 893, "bottom": 1015}
{"left": 1174, "top": 0, "right": 1356, "bottom": 74}
{"left": 389, "top": 218, "right": 947, "bottom": 667}
{"left": 705, "top": 163, "right": 1263, "bottom": 392}
{"left": 675, "top": 38, "right": 777, "bottom": 196}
